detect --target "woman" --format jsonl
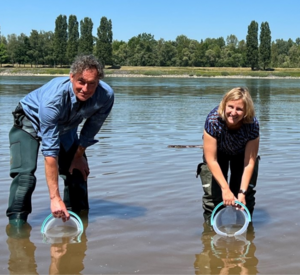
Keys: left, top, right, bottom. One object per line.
{"left": 197, "top": 87, "right": 260, "bottom": 224}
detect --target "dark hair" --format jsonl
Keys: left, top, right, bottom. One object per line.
{"left": 70, "top": 55, "right": 104, "bottom": 79}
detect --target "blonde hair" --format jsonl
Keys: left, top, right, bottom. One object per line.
{"left": 218, "top": 87, "right": 255, "bottom": 124}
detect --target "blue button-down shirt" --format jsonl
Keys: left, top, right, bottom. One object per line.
{"left": 20, "top": 76, "right": 114, "bottom": 157}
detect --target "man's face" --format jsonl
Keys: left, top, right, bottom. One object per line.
{"left": 70, "top": 68, "right": 99, "bottom": 101}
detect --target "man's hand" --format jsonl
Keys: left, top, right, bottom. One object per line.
{"left": 50, "top": 197, "right": 70, "bottom": 222}
{"left": 69, "top": 155, "right": 90, "bottom": 181}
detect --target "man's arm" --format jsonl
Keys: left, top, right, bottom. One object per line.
{"left": 44, "top": 156, "right": 70, "bottom": 221}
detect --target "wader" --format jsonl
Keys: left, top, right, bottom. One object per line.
{"left": 196, "top": 151, "right": 260, "bottom": 224}
{"left": 7, "top": 103, "right": 89, "bottom": 224}
{"left": 58, "top": 143, "right": 89, "bottom": 213}
{"left": 7, "top": 103, "right": 40, "bottom": 223}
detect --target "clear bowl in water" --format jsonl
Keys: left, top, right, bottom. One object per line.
{"left": 210, "top": 201, "right": 251, "bottom": 237}
{"left": 41, "top": 211, "right": 83, "bottom": 244}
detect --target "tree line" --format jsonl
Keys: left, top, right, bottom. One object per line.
{"left": 0, "top": 15, "right": 300, "bottom": 69}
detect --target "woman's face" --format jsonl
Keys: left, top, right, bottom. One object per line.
{"left": 225, "top": 99, "right": 245, "bottom": 129}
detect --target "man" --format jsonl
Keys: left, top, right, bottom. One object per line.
{"left": 7, "top": 55, "right": 114, "bottom": 227}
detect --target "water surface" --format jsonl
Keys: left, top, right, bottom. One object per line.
{"left": 0, "top": 76, "right": 300, "bottom": 274}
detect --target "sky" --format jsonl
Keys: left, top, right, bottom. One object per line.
{"left": 1, "top": 0, "right": 300, "bottom": 43}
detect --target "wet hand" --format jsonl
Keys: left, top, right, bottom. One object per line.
{"left": 51, "top": 198, "right": 70, "bottom": 222}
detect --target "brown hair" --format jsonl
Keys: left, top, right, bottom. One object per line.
{"left": 218, "top": 87, "right": 255, "bottom": 124}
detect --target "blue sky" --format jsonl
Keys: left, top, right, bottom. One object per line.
{"left": 1, "top": 0, "right": 300, "bottom": 43}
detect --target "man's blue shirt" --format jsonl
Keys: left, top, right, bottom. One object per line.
{"left": 20, "top": 76, "right": 114, "bottom": 157}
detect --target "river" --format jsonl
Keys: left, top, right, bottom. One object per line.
{"left": 0, "top": 76, "right": 299, "bottom": 274}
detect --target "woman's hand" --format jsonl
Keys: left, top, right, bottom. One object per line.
{"left": 222, "top": 188, "right": 236, "bottom": 206}
{"left": 237, "top": 192, "right": 246, "bottom": 206}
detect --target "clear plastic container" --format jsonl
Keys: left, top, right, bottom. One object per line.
{"left": 41, "top": 211, "right": 83, "bottom": 244}
{"left": 210, "top": 201, "right": 251, "bottom": 237}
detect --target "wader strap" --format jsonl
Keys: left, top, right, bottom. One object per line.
{"left": 12, "top": 103, "right": 39, "bottom": 139}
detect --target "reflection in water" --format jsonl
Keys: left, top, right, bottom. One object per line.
{"left": 48, "top": 212, "right": 88, "bottom": 275}
{"left": 194, "top": 223, "right": 258, "bottom": 275}
{"left": 6, "top": 222, "right": 38, "bottom": 274}
{"left": 6, "top": 213, "right": 88, "bottom": 275}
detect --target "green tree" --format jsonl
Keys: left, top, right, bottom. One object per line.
{"left": 156, "top": 39, "right": 177, "bottom": 66}
{"left": 54, "top": 14, "right": 68, "bottom": 66}
{"left": 246, "top": 20, "right": 259, "bottom": 70}
{"left": 127, "top": 33, "right": 157, "bottom": 66}
{"left": 67, "top": 15, "right": 79, "bottom": 64}
{"left": 38, "top": 31, "right": 55, "bottom": 66}
{"left": 15, "top": 33, "right": 31, "bottom": 66}
{"left": 271, "top": 39, "right": 294, "bottom": 67}
{"left": 237, "top": 40, "right": 247, "bottom": 67}
{"left": 259, "top": 22, "right": 271, "bottom": 70}
{"left": 0, "top": 42, "right": 8, "bottom": 66}
{"left": 226, "top": 34, "right": 238, "bottom": 49}
{"left": 112, "top": 40, "right": 128, "bottom": 65}
{"left": 42, "top": 31, "right": 55, "bottom": 66}
{"left": 6, "top": 34, "right": 18, "bottom": 65}
{"left": 271, "top": 41, "right": 279, "bottom": 67}
{"left": 288, "top": 44, "right": 300, "bottom": 67}
{"left": 188, "top": 40, "right": 200, "bottom": 66}
{"left": 175, "top": 35, "right": 191, "bottom": 66}
{"left": 193, "top": 40, "right": 208, "bottom": 66}
{"left": 201, "top": 37, "right": 224, "bottom": 67}
{"left": 95, "top": 16, "right": 113, "bottom": 67}
{"left": 78, "top": 17, "right": 94, "bottom": 55}
{"left": 28, "top": 30, "right": 40, "bottom": 66}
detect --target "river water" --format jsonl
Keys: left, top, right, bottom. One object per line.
{"left": 0, "top": 76, "right": 299, "bottom": 274}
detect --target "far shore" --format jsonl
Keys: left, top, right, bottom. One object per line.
{"left": 2, "top": 65, "right": 300, "bottom": 79}
{"left": 1, "top": 72, "right": 300, "bottom": 80}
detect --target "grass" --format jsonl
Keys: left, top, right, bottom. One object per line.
{"left": 1, "top": 65, "right": 300, "bottom": 78}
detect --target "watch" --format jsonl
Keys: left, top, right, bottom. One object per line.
{"left": 239, "top": 189, "right": 247, "bottom": 195}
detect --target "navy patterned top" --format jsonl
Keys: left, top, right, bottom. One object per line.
{"left": 204, "top": 106, "right": 259, "bottom": 155}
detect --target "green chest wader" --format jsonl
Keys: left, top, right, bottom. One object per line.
{"left": 7, "top": 104, "right": 40, "bottom": 222}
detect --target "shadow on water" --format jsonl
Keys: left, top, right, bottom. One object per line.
{"left": 251, "top": 207, "right": 271, "bottom": 229}
{"left": 88, "top": 199, "right": 147, "bottom": 220}
{"left": 194, "top": 222, "right": 258, "bottom": 275}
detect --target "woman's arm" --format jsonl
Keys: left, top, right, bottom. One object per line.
{"left": 203, "top": 130, "right": 236, "bottom": 205}
{"left": 238, "top": 137, "right": 260, "bottom": 205}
